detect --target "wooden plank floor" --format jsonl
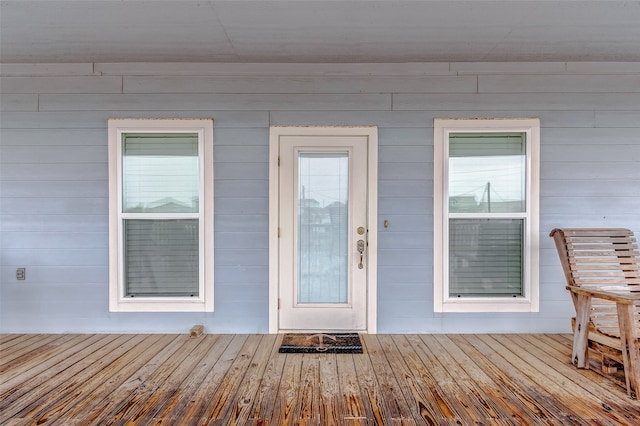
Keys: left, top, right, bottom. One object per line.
{"left": 2, "top": 334, "right": 640, "bottom": 425}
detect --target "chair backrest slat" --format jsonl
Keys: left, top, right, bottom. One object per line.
{"left": 550, "top": 227, "right": 640, "bottom": 338}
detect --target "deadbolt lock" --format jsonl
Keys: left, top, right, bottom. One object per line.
{"left": 357, "top": 226, "right": 366, "bottom": 235}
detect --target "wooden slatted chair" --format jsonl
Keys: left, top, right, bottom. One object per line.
{"left": 550, "top": 228, "right": 640, "bottom": 399}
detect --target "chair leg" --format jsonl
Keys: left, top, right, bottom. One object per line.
{"left": 572, "top": 294, "right": 591, "bottom": 369}
{"left": 616, "top": 302, "right": 640, "bottom": 399}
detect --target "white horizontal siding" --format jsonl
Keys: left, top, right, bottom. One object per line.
{"left": 271, "top": 110, "right": 596, "bottom": 127}
{"left": 542, "top": 127, "right": 640, "bottom": 144}
{"left": 0, "top": 163, "right": 107, "bottom": 181}
{"left": 123, "top": 75, "right": 477, "bottom": 94}
{"left": 95, "top": 62, "right": 453, "bottom": 76}
{"left": 0, "top": 94, "right": 38, "bottom": 111}
{"left": 39, "top": 93, "right": 392, "bottom": 111}
{"left": 1, "top": 181, "right": 107, "bottom": 197}
{"left": 374, "top": 215, "right": 431, "bottom": 233}
{"left": 1, "top": 146, "right": 108, "bottom": 163}
{"left": 0, "top": 111, "right": 268, "bottom": 129}
{"left": 379, "top": 145, "right": 432, "bottom": 163}
{"left": 0, "top": 76, "right": 122, "bottom": 93}
{"left": 541, "top": 215, "right": 639, "bottom": 231}
{"left": 541, "top": 162, "right": 640, "bottom": 179}
{"left": 215, "top": 232, "right": 268, "bottom": 249}
{"left": 479, "top": 75, "right": 640, "bottom": 93}
{"left": 3, "top": 248, "right": 107, "bottom": 266}
{"left": 0, "top": 197, "right": 108, "bottom": 215}
{"left": 565, "top": 62, "right": 640, "bottom": 74}
{"left": 2, "top": 231, "right": 107, "bottom": 249}
{"left": 378, "top": 180, "right": 431, "bottom": 197}
{"left": 1, "top": 214, "right": 107, "bottom": 232}
{"left": 0, "top": 63, "right": 96, "bottom": 76}
{"left": 0, "top": 129, "right": 106, "bottom": 145}
{"left": 451, "top": 62, "right": 568, "bottom": 75}
{"left": 394, "top": 93, "right": 640, "bottom": 110}
{"left": 1, "top": 61, "right": 639, "bottom": 334}
{"left": 543, "top": 180, "right": 640, "bottom": 197}
{"left": 544, "top": 144, "right": 640, "bottom": 162}
{"left": 595, "top": 111, "right": 640, "bottom": 127}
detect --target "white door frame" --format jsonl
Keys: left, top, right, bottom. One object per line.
{"left": 269, "top": 126, "right": 377, "bottom": 334}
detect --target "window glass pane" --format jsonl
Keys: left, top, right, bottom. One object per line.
{"left": 124, "top": 219, "right": 199, "bottom": 297}
{"left": 449, "top": 218, "right": 523, "bottom": 297}
{"left": 123, "top": 133, "right": 199, "bottom": 213}
{"left": 449, "top": 132, "right": 525, "bottom": 213}
{"left": 297, "top": 152, "right": 348, "bottom": 304}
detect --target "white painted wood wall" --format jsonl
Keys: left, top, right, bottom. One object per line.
{"left": 1, "top": 62, "right": 639, "bottom": 333}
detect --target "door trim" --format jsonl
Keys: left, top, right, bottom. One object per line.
{"left": 269, "top": 126, "right": 377, "bottom": 334}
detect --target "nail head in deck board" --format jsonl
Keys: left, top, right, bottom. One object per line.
{"left": 432, "top": 334, "right": 513, "bottom": 420}
{"left": 222, "top": 334, "right": 279, "bottom": 425}
{"left": 521, "top": 334, "right": 637, "bottom": 403}
{"left": 511, "top": 334, "right": 640, "bottom": 423}
{"left": 11, "top": 335, "right": 152, "bottom": 423}
{"left": 466, "top": 334, "right": 580, "bottom": 421}
{"left": 199, "top": 334, "right": 264, "bottom": 422}
{"left": 360, "top": 334, "right": 414, "bottom": 422}
{"left": 407, "top": 334, "right": 489, "bottom": 421}
{"left": 1, "top": 334, "right": 98, "bottom": 386}
{"left": 185, "top": 335, "right": 252, "bottom": 423}
{"left": 156, "top": 334, "right": 233, "bottom": 422}
{"left": 319, "top": 353, "right": 342, "bottom": 426}
{"left": 479, "top": 334, "right": 619, "bottom": 422}
{"left": 351, "top": 339, "right": 389, "bottom": 424}
{"left": 3, "top": 334, "right": 123, "bottom": 418}
{"left": 449, "top": 336, "right": 545, "bottom": 424}
{"left": 296, "top": 353, "right": 321, "bottom": 423}
{"left": 272, "top": 351, "right": 304, "bottom": 425}
{"left": 79, "top": 335, "right": 186, "bottom": 424}
{"left": 390, "top": 335, "right": 459, "bottom": 421}
{"left": 46, "top": 335, "right": 174, "bottom": 423}
{"left": 0, "top": 334, "right": 61, "bottom": 367}
{"left": 376, "top": 335, "right": 440, "bottom": 423}
{"left": 247, "top": 336, "right": 288, "bottom": 423}
{"left": 123, "top": 335, "right": 222, "bottom": 424}
{"left": 336, "top": 354, "right": 369, "bottom": 421}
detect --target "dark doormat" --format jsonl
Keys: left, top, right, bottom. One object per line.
{"left": 279, "top": 333, "right": 363, "bottom": 354}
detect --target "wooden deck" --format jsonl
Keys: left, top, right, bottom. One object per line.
{"left": 2, "top": 334, "right": 640, "bottom": 425}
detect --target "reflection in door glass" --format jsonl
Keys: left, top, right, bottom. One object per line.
{"left": 298, "top": 152, "right": 348, "bottom": 304}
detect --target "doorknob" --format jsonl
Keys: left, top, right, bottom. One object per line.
{"left": 357, "top": 239, "right": 366, "bottom": 269}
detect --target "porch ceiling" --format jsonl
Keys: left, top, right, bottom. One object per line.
{"left": 1, "top": 1, "right": 640, "bottom": 64}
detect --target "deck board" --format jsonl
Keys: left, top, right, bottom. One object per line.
{"left": 2, "top": 333, "right": 640, "bottom": 425}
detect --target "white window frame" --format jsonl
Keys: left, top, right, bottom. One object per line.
{"left": 108, "top": 118, "right": 214, "bottom": 312}
{"left": 433, "top": 118, "right": 539, "bottom": 313}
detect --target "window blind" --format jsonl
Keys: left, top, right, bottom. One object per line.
{"left": 449, "top": 218, "right": 523, "bottom": 297}
{"left": 124, "top": 219, "right": 199, "bottom": 297}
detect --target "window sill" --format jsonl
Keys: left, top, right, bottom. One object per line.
{"left": 109, "top": 298, "right": 213, "bottom": 313}
{"left": 435, "top": 298, "right": 539, "bottom": 313}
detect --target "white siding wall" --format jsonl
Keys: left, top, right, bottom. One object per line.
{"left": 1, "top": 62, "right": 639, "bottom": 333}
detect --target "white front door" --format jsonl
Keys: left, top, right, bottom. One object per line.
{"left": 269, "top": 127, "right": 377, "bottom": 332}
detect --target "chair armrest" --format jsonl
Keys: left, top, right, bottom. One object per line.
{"left": 567, "top": 285, "right": 640, "bottom": 305}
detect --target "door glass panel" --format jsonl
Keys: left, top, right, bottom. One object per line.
{"left": 297, "top": 152, "right": 348, "bottom": 304}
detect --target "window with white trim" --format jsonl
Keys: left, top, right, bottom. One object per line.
{"left": 108, "top": 119, "right": 213, "bottom": 312}
{"left": 434, "top": 118, "right": 539, "bottom": 312}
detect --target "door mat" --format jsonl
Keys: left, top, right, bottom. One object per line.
{"left": 279, "top": 333, "right": 363, "bottom": 354}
